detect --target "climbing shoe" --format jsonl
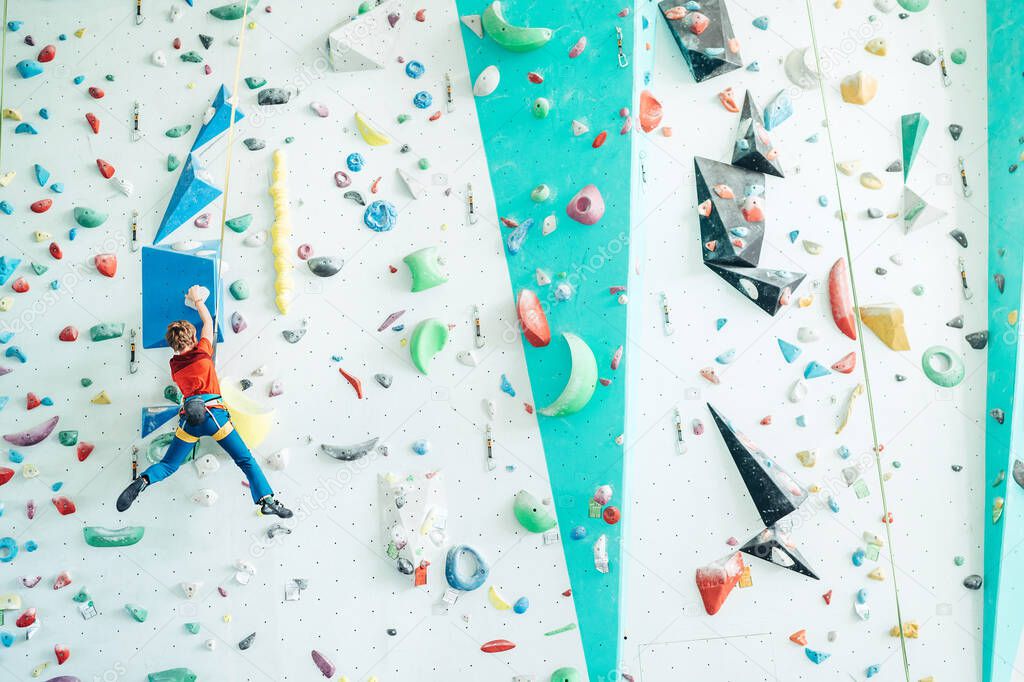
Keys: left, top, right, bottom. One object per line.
{"left": 116, "top": 477, "right": 148, "bottom": 512}
{"left": 258, "top": 496, "right": 293, "bottom": 519}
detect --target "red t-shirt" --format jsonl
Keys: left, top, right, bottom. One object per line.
{"left": 169, "top": 337, "right": 221, "bottom": 398}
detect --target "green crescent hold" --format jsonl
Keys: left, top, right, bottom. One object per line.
{"left": 482, "top": 1, "right": 553, "bottom": 53}
{"left": 539, "top": 332, "right": 597, "bottom": 417}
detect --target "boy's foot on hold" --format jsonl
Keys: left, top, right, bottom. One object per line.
{"left": 258, "top": 496, "right": 293, "bottom": 518}
{"left": 116, "top": 477, "right": 148, "bottom": 512}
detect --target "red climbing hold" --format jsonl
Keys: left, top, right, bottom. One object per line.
{"left": 831, "top": 352, "right": 857, "bottom": 374}
{"left": 86, "top": 112, "right": 100, "bottom": 133}
{"left": 172, "top": 37, "right": 182, "bottom": 49}
{"left": 415, "top": 8, "right": 426, "bottom": 21}
{"left": 38, "top": 44, "right": 56, "bottom": 62}
{"left": 11, "top": 277, "right": 29, "bottom": 293}
{"left": 59, "top": 325, "right": 79, "bottom": 342}
{"left": 480, "top": 639, "right": 516, "bottom": 653}
{"left": 31, "top": 199, "right": 53, "bottom": 213}
{"left": 602, "top": 505, "right": 621, "bottom": 524}
{"left": 55, "top": 644, "right": 70, "bottom": 665}
{"left": 16, "top": 608, "right": 37, "bottom": 627}
{"left": 96, "top": 159, "right": 115, "bottom": 179}
{"left": 88, "top": 86, "right": 104, "bottom": 99}
{"left": 94, "top": 253, "right": 117, "bottom": 277}
{"left": 822, "top": 589, "right": 833, "bottom": 605}
{"left": 0, "top": 467, "right": 13, "bottom": 485}
{"left": 527, "top": 71, "right": 544, "bottom": 83}
{"left": 517, "top": 289, "right": 550, "bottom": 347}
{"left": 592, "top": 131, "right": 607, "bottom": 148}
{"left": 26, "top": 393, "right": 41, "bottom": 410}
{"left": 76, "top": 442, "right": 94, "bottom": 462}
{"left": 338, "top": 368, "right": 364, "bottom": 399}
{"left": 49, "top": 242, "right": 63, "bottom": 259}
{"left": 695, "top": 552, "right": 744, "bottom": 615}
{"left": 53, "top": 570, "right": 72, "bottom": 589}
{"left": 52, "top": 496, "right": 77, "bottom": 516}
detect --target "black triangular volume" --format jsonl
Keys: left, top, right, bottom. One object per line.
{"left": 694, "top": 156, "right": 765, "bottom": 268}
{"left": 732, "top": 91, "right": 784, "bottom": 178}
{"left": 740, "top": 525, "right": 819, "bottom": 580}
{"left": 705, "top": 262, "right": 805, "bottom": 316}
{"left": 658, "top": 0, "right": 743, "bottom": 82}
{"left": 707, "top": 403, "right": 808, "bottom": 526}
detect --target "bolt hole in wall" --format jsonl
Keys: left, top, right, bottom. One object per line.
{"left": 625, "top": 0, "right": 987, "bottom": 681}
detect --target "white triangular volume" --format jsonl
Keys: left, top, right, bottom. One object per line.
{"left": 460, "top": 14, "right": 483, "bottom": 38}
{"left": 327, "top": 0, "right": 404, "bottom": 72}
{"left": 397, "top": 168, "right": 426, "bottom": 200}
{"left": 903, "top": 186, "right": 947, "bottom": 232}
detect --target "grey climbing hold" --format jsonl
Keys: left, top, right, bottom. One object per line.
{"left": 875, "top": 267, "right": 887, "bottom": 276}
{"left": 267, "top": 524, "right": 291, "bottom": 539}
{"left": 343, "top": 190, "right": 366, "bottom": 206}
{"left": 949, "top": 229, "right": 968, "bottom": 248}
{"left": 895, "top": 374, "right": 907, "bottom": 382}
{"left": 238, "top": 632, "right": 256, "bottom": 650}
{"left": 321, "top": 437, "right": 379, "bottom": 461}
{"left": 307, "top": 256, "right": 344, "bottom": 277}
{"left": 947, "top": 315, "right": 964, "bottom": 329}
{"left": 949, "top": 124, "right": 963, "bottom": 141}
{"left": 282, "top": 328, "right": 306, "bottom": 344}
{"left": 1012, "top": 460, "right": 1024, "bottom": 489}
{"left": 885, "top": 160, "right": 903, "bottom": 173}
{"left": 257, "top": 88, "right": 291, "bottom": 105}
{"left": 965, "top": 331, "right": 989, "bottom": 349}
{"left": 867, "top": 207, "right": 883, "bottom": 219}
{"left": 243, "top": 138, "right": 266, "bottom": 151}
{"left": 374, "top": 373, "right": 392, "bottom": 388}
{"left": 963, "top": 574, "right": 983, "bottom": 590}
{"left": 912, "top": 49, "right": 936, "bottom": 65}
{"left": 995, "top": 273, "right": 1006, "bottom": 293}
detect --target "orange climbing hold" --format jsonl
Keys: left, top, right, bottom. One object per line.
{"left": 831, "top": 352, "right": 856, "bottom": 374}
{"left": 695, "top": 552, "right": 744, "bottom": 615}
{"left": 718, "top": 87, "right": 738, "bottom": 112}
{"left": 95, "top": 253, "right": 117, "bottom": 277}
{"left": 829, "top": 258, "right": 857, "bottom": 340}
{"left": 517, "top": 289, "right": 550, "bottom": 347}
{"left": 86, "top": 112, "right": 100, "bottom": 134}
{"left": 53, "top": 496, "right": 77, "bottom": 515}
{"left": 338, "top": 368, "right": 363, "bottom": 399}
{"left": 96, "top": 159, "right": 115, "bottom": 179}
{"left": 789, "top": 629, "right": 808, "bottom": 645}
{"left": 638, "top": 90, "right": 663, "bottom": 133}
{"left": 592, "top": 130, "right": 607, "bottom": 148}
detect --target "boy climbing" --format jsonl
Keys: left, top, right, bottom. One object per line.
{"left": 117, "top": 285, "right": 293, "bottom": 518}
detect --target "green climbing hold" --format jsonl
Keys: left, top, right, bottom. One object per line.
{"left": 550, "top": 667, "right": 582, "bottom": 682}
{"left": 147, "top": 669, "right": 197, "bottom": 682}
{"left": 72, "top": 587, "right": 90, "bottom": 602}
{"left": 84, "top": 526, "right": 146, "bottom": 547}
{"left": 244, "top": 76, "right": 266, "bottom": 89}
{"left": 30, "top": 262, "right": 47, "bottom": 275}
{"left": 358, "top": 0, "right": 373, "bottom": 12}
{"left": 89, "top": 322, "right": 125, "bottom": 341}
{"left": 532, "top": 97, "right": 551, "bottom": 118}
{"left": 74, "top": 206, "right": 108, "bottom": 228}
{"left": 901, "top": 112, "right": 928, "bottom": 182}
{"left": 209, "top": 0, "right": 260, "bottom": 20}
{"left": 167, "top": 154, "right": 181, "bottom": 172}
{"left": 58, "top": 430, "right": 79, "bottom": 446}
{"left": 147, "top": 432, "right": 176, "bottom": 464}
{"left": 403, "top": 247, "right": 448, "bottom": 292}
{"left": 921, "top": 345, "right": 965, "bottom": 387}
{"left": 80, "top": 378, "right": 93, "bottom": 387}
{"left": 164, "top": 384, "right": 183, "bottom": 403}
{"left": 481, "top": 1, "right": 554, "bottom": 52}
{"left": 284, "top": 136, "right": 295, "bottom": 144}
{"left": 126, "top": 603, "right": 149, "bottom": 623}
{"left": 185, "top": 622, "right": 201, "bottom": 634}
{"left": 513, "top": 490, "right": 557, "bottom": 533}
{"left": 105, "top": 74, "right": 115, "bottom": 82}
{"left": 229, "top": 280, "right": 250, "bottom": 300}
{"left": 418, "top": 158, "right": 430, "bottom": 170}
{"left": 409, "top": 318, "right": 448, "bottom": 374}
{"left": 897, "top": 0, "right": 929, "bottom": 11}
{"left": 397, "top": 114, "right": 410, "bottom": 123}
{"left": 951, "top": 48, "right": 966, "bottom": 65}
{"left": 180, "top": 51, "right": 203, "bottom": 63}
{"left": 166, "top": 125, "right": 192, "bottom": 138}
{"left": 538, "top": 333, "right": 598, "bottom": 417}
{"left": 225, "top": 213, "right": 253, "bottom": 233}
{"left": 530, "top": 184, "right": 551, "bottom": 202}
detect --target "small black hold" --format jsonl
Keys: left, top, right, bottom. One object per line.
{"left": 948, "top": 124, "right": 963, "bottom": 141}
{"left": 963, "top": 574, "right": 983, "bottom": 590}
{"left": 243, "top": 137, "right": 266, "bottom": 151}
{"left": 886, "top": 160, "right": 903, "bottom": 173}
{"left": 1010, "top": 164, "right": 1018, "bottom": 174}
{"left": 952, "top": 464, "right": 964, "bottom": 472}
{"left": 895, "top": 374, "right": 907, "bottom": 382}
{"left": 949, "top": 229, "right": 968, "bottom": 248}
{"left": 965, "top": 330, "right": 989, "bottom": 350}
{"left": 898, "top": 12, "right": 909, "bottom": 19}
{"left": 912, "top": 49, "right": 936, "bottom": 66}
{"left": 875, "top": 267, "right": 887, "bottom": 276}
{"left": 994, "top": 273, "right": 1006, "bottom": 293}
{"left": 946, "top": 314, "right": 965, "bottom": 329}
{"left": 400, "top": 144, "right": 410, "bottom": 153}
{"left": 387, "top": 628, "right": 398, "bottom": 636}
{"left": 867, "top": 207, "right": 883, "bottom": 219}
{"left": 992, "top": 408, "right": 1006, "bottom": 425}
{"left": 199, "top": 34, "right": 214, "bottom": 49}
{"left": 239, "top": 378, "right": 253, "bottom": 391}
{"left": 24, "top": 35, "right": 35, "bottom": 47}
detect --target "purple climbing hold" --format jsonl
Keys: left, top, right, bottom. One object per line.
{"left": 311, "top": 650, "right": 336, "bottom": 677}
{"left": 5, "top": 415, "right": 59, "bottom": 446}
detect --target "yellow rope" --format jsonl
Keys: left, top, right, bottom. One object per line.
{"left": 802, "top": 2, "right": 911, "bottom": 680}
{"left": 213, "top": 0, "right": 253, "bottom": 359}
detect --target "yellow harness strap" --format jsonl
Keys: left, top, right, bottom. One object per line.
{"left": 211, "top": 422, "right": 235, "bottom": 441}
{"left": 174, "top": 427, "right": 200, "bottom": 444}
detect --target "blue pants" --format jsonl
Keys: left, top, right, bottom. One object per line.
{"left": 141, "top": 407, "right": 273, "bottom": 504}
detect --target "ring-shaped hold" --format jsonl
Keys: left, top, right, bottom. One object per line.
{"left": 0, "top": 537, "right": 17, "bottom": 563}
{"left": 445, "top": 544, "right": 489, "bottom": 592}
{"left": 921, "top": 345, "right": 965, "bottom": 387}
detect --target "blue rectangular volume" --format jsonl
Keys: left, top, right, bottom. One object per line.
{"left": 141, "top": 244, "right": 224, "bottom": 349}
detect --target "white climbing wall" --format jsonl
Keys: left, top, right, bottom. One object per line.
{"left": 1, "top": 1, "right": 589, "bottom": 680}
{"left": 624, "top": 1, "right": 988, "bottom": 681}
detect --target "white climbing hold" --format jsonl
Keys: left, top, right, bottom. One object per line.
{"left": 111, "top": 177, "right": 134, "bottom": 196}
{"left": 152, "top": 50, "right": 167, "bottom": 67}
{"left": 397, "top": 168, "right": 426, "bottom": 200}
{"left": 169, "top": 5, "right": 183, "bottom": 21}
{"left": 571, "top": 119, "right": 589, "bottom": 136}
{"left": 473, "top": 65, "right": 500, "bottom": 96}
{"left": 456, "top": 350, "right": 479, "bottom": 367}
{"left": 788, "top": 379, "right": 809, "bottom": 403}
{"left": 797, "top": 327, "right": 820, "bottom": 343}
{"left": 542, "top": 215, "right": 557, "bottom": 235}
{"left": 461, "top": 14, "right": 484, "bottom": 38}
{"left": 244, "top": 231, "right": 267, "bottom": 247}
{"left": 193, "top": 453, "right": 219, "bottom": 475}
{"left": 180, "top": 581, "right": 202, "bottom": 599}
{"left": 193, "top": 488, "right": 219, "bottom": 506}
{"left": 535, "top": 268, "right": 551, "bottom": 286}
{"left": 482, "top": 399, "right": 496, "bottom": 419}
{"left": 264, "top": 448, "right": 289, "bottom": 471}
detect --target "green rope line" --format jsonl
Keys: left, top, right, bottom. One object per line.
{"left": 802, "top": 2, "right": 911, "bottom": 680}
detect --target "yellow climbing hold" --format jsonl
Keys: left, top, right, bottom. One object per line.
{"left": 223, "top": 614, "right": 232, "bottom": 623}
{"left": 840, "top": 71, "right": 879, "bottom": 105}
{"left": 221, "top": 380, "right": 275, "bottom": 448}
{"left": 0, "top": 171, "right": 15, "bottom": 187}
{"left": 269, "top": 149, "right": 294, "bottom": 314}
{"left": 1009, "top": 310, "right": 1019, "bottom": 326}
{"left": 0, "top": 297, "right": 12, "bottom": 312}
{"left": 2, "top": 108, "right": 22, "bottom": 121}
{"left": 868, "top": 567, "right": 885, "bottom": 581}
{"left": 354, "top": 112, "right": 391, "bottom": 146}
{"left": 860, "top": 304, "right": 911, "bottom": 351}
{"left": 795, "top": 450, "right": 817, "bottom": 467}
{"left": 74, "top": 27, "right": 86, "bottom": 38}
{"left": 860, "top": 172, "right": 884, "bottom": 189}
{"left": 865, "top": 38, "right": 887, "bottom": 56}
{"left": 91, "top": 390, "right": 112, "bottom": 405}
{"left": 32, "top": 662, "right": 49, "bottom": 677}
{"left": 33, "top": 231, "right": 51, "bottom": 242}
{"left": 890, "top": 621, "right": 920, "bottom": 638}
{"left": 488, "top": 585, "right": 513, "bottom": 610}
{"left": 798, "top": 295, "right": 814, "bottom": 308}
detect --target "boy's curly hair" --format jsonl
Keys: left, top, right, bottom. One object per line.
{"left": 165, "top": 320, "right": 197, "bottom": 352}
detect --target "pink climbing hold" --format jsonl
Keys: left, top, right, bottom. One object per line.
{"left": 194, "top": 213, "right": 210, "bottom": 228}
{"left": 565, "top": 184, "right": 606, "bottom": 225}
{"left": 4, "top": 415, "right": 60, "bottom": 446}
{"left": 527, "top": 71, "right": 543, "bottom": 84}
{"left": 569, "top": 36, "right": 587, "bottom": 58}
{"left": 38, "top": 44, "right": 56, "bottom": 62}
{"left": 638, "top": 90, "right": 663, "bottom": 133}
{"left": 77, "top": 442, "right": 94, "bottom": 461}
{"left": 517, "top": 289, "right": 551, "bottom": 348}
{"left": 27, "top": 500, "right": 36, "bottom": 519}
{"left": 53, "top": 571, "right": 72, "bottom": 589}
{"left": 96, "top": 158, "right": 115, "bottom": 179}
{"left": 94, "top": 253, "right": 117, "bottom": 277}
{"left": 53, "top": 497, "right": 77, "bottom": 516}
{"left": 311, "top": 650, "right": 336, "bottom": 677}
{"left": 831, "top": 352, "right": 857, "bottom": 374}
{"left": 296, "top": 244, "right": 312, "bottom": 260}
{"left": 59, "top": 326, "right": 79, "bottom": 341}
{"left": 415, "top": 8, "right": 426, "bottom": 21}
{"left": 21, "top": 576, "right": 41, "bottom": 588}
{"left": 689, "top": 12, "right": 710, "bottom": 34}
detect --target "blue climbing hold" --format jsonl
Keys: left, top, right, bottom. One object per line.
{"left": 24, "top": 540, "right": 37, "bottom": 552}
{"left": 805, "top": 648, "right": 830, "bottom": 664}
{"left": 34, "top": 164, "right": 50, "bottom": 186}
{"left": 852, "top": 548, "right": 866, "bottom": 566}
{"left": 857, "top": 588, "right": 868, "bottom": 603}
{"left": 506, "top": 218, "right": 533, "bottom": 254}
{"left": 7, "top": 20, "right": 22, "bottom": 31}
{"left": 716, "top": 318, "right": 727, "bottom": 331}
{"left": 412, "top": 91, "right": 432, "bottom": 109}
{"left": 827, "top": 495, "right": 839, "bottom": 512}
{"left": 38, "top": 108, "right": 49, "bottom": 120}
{"left": 405, "top": 61, "right": 425, "bottom": 78}
{"left": 16, "top": 59, "right": 42, "bottom": 78}
{"left": 500, "top": 374, "right": 516, "bottom": 397}
{"left": 818, "top": 195, "right": 829, "bottom": 207}
{"left": 866, "top": 664, "right": 880, "bottom": 678}
{"left": 803, "top": 361, "right": 831, "bottom": 379}
{"left": 788, "top": 229, "right": 799, "bottom": 243}
{"left": 0, "top": 398, "right": 9, "bottom": 412}
{"left": 69, "top": 227, "right": 78, "bottom": 240}
{"left": 795, "top": 415, "right": 806, "bottom": 427}
{"left": 571, "top": 526, "right": 587, "bottom": 540}
{"left": 0, "top": 332, "right": 11, "bottom": 343}
{"left": 837, "top": 445, "right": 851, "bottom": 459}
{"left": 763, "top": 91, "right": 793, "bottom": 130}
{"left": 411, "top": 439, "right": 430, "bottom": 455}
{"left": 52, "top": 481, "right": 63, "bottom": 492}
{"left": 0, "top": 631, "right": 13, "bottom": 647}
{"left": 715, "top": 348, "right": 736, "bottom": 364}
{"left": 752, "top": 16, "right": 769, "bottom": 29}
{"left": 0, "top": 201, "right": 11, "bottom": 215}
{"left": 0, "top": 537, "right": 17, "bottom": 563}
{"left": 6, "top": 346, "right": 26, "bottom": 363}
{"left": 363, "top": 200, "right": 397, "bottom": 232}
{"left": 40, "top": 396, "right": 53, "bottom": 406}
{"left": 746, "top": 60, "right": 760, "bottom": 72}
{"left": 15, "top": 122, "right": 38, "bottom": 134}
{"left": 8, "top": 450, "right": 21, "bottom": 463}
{"left": 346, "top": 152, "right": 364, "bottom": 172}
{"left": 513, "top": 597, "right": 529, "bottom": 614}
{"left": 778, "top": 338, "right": 801, "bottom": 364}
{"left": 444, "top": 545, "right": 489, "bottom": 591}
{"left": 73, "top": 74, "right": 85, "bottom": 84}
{"left": 50, "top": 182, "right": 64, "bottom": 193}
{"left": 0, "top": 257, "right": 19, "bottom": 286}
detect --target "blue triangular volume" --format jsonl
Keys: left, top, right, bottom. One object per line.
{"left": 141, "top": 405, "right": 181, "bottom": 437}
{"left": 191, "top": 85, "right": 245, "bottom": 152}
{"left": 153, "top": 153, "right": 222, "bottom": 244}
